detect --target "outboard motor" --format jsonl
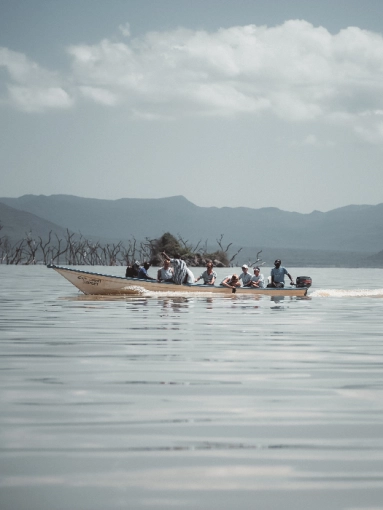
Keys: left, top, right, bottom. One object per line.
{"left": 296, "top": 276, "right": 312, "bottom": 288}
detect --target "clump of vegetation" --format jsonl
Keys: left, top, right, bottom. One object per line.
{"left": 148, "top": 233, "right": 192, "bottom": 261}
{"left": 146, "top": 232, "right": 241, "bottom": 267}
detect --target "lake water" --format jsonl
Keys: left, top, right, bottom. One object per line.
{"left": 1, "top": 265, "right": 383, "bottom": 510}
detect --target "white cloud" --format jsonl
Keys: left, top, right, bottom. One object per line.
{"left": 2, "top": 20, "right": 383, "bottom": 142}
{"left": 0, "top": 47, "right": 53, "bottom": 84}
{"left": 119, "top": 22, "right": 131, "bottom": 38}
{"left": 0, "top": 47, "right": 73, "bottom": 112}
{"left": 65, "top": 21, "right": 383, "bottom": 129}
{"left": 303, "top": 134, "right": 319, "bottom": 145}
{"left": 8, "top": 86, "right": 73, "bottom": 112}
{"left": 79, "top": 86, "right": 118, "bottom": 106}
{"left": 290, "top": 134, "right": 335, "bottom": 147}
{"left": 354, "top": 121, "right": 383, "bottom": 144}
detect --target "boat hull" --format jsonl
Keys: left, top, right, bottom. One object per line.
{"left": 48, "top": 265, "right": 309, "bottom": 297}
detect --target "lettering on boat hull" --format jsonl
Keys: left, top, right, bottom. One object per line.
{"left": 77, "top": 275, "right": 102, "bottom": 286}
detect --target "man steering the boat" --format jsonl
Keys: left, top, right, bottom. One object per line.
{"left": 268, "top": 259, "right": 295, "bottom": 288}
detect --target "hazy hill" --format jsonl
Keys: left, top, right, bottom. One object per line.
{"left": 0, "top": 202, "right": 70, "bottom": 242}
{"left": 1, "top": 194, "right": 383, "bottom": 254}
{"left": 360, "top": 250, "right": 383, "bottom": 267}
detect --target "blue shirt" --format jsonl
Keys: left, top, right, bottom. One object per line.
{"left": 138, "top": 267, "right": 150, "bottom": 279}
{"left": 271, "top": 266, "right": 288, "bottom": 283}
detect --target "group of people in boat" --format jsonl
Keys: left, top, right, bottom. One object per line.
{"left": 221, "top": 265, "right": 264, "bottom": 289}
{"left": 126, "top": 254, "right": 295, "bottom": 289}
{"left": 220, "top": 260, "right": 294, "bottom": 289}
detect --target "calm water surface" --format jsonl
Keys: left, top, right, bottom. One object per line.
{"left": 1, "top": 265, "right": 383, "bottom": 510}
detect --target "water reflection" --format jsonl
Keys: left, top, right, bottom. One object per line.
{"left": 160, "top": 297, "right": 190, "bottom": 310}
{"left": 270, "top": 295, "right": 285, "bottom": 309}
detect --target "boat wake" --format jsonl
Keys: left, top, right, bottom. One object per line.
{"left": 311, "top": 289, "right": 383, "bottom": 298}
{"left": 65, "top": 289, "right": 219, "bottom": 301}
{"left": 141, "top": 289, "right": 217, "bottom": 297}
{"left": 121, "top": 285, "right": 149, "bottom": 294}
{"left": 106, "top": 286, "right": 218, "bottom": 298}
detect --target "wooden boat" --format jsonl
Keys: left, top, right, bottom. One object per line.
{"left": 48, "top": 264, "right": 310, "bottom": 297}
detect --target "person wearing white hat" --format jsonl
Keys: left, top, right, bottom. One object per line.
{"left": 238, "top": 264, "right": 252, "bottom": 287}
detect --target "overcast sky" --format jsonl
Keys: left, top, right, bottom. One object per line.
{"left": 1, "top": 0, "right": 383, "bottom": 213}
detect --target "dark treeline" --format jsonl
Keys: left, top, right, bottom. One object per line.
{"left": 0, "top": 226, "right": 243, "bottom": 267}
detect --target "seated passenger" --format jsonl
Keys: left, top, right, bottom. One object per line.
{"left": 239, "top": 264, "right": 252, "bottom": 287}
{"left": 250, "top": 266, "right": 265, "bottom": 288}
{"left": 157, "top": 259, "right": 174, "bottom": 282}
{"left": 125, "top": 261, "right": 140, "bottom": 278}
{"left": 195, "top": 262, "right": 217, "bottom": 285}
{"left": 220, "top": 274, "right": 241, "bottom": 289}
{"left": 137, "top": 262, "right": 155, "bottom": 280}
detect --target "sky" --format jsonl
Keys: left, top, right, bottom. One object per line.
{"left": 1, "top": 0, "right": 383, "bottom": 213}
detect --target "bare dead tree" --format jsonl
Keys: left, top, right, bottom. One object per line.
{"left": 0, "top": 236, "right": 9, "bottom": 264}
{"left": 73, "top": 236, "right": 90, "bottom": 265}
{"left": 191, "top": 239, "right": 202, "bottom": 253}
{"left": 0, "top": 223, "right": 5, "bottom": 261}
{"left": 176, "top": 234, "right": 191, "bottom": 252}
{"left": 64, "top": 229, "right": 77, "bottom": 265}
{"left": 7, "top": 239, "right": 26, "bottom": 265}
{"left": 103, "top": 242, "right": 123, "bottom": 265}
{"left": 50, "top": 234, "right": 68, "bottom": 265}
{"left": 139, "top": 238, "right": 154, "bottom": 262}
{"left": 120, "top": 237, "right": 140, "bottom": 266}
{"left": 216, "top": 234, "right": 232, "bottom": 253}
{"left": 38, "top": 231, "right": 53, "bottom": 265}
{"left": 228, "top": 247, "right": 243, "bottom": 264}
{"left": 25, "top": 232, "right": 38, "bottom": 265}
{"left": 212, "top": 234, "right": 244, "bottom": 266}
{"left": 121, "top": 244, "right": 133, "bottom": 266}
{"left": 248, "top": 250, "right": 265, "bottom": 267}
{"left": 82, "top": 240, "right": 101, "bottom": 265}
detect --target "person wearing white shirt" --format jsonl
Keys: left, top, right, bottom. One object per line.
{"left": 195, "top": 262, "right": 217, "bottom": 285}
{"left": 250, "top": 267, "right": 265, "bottom": 288}
{"left": 239, "top": 264, "right": 252, "bottom": 287}
{"left": 157, "top": 259, "right": 174, "bottom": 282}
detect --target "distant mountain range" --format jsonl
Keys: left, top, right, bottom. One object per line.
{"left": 1, "top": 194, "right": 383, "bottom": 267}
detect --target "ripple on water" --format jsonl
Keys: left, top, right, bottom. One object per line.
{"left": 1, "top": 266, "right": 383, "bottom": 509}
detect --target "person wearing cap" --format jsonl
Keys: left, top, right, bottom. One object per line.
{"left": 250, "top": 267, "right": 265, "bottom": 288}
{"left": 239, "top": 264, "right": 252, "bottom": 287}
{"left": 125, "top": 260, "right": 140, "bottom": 278}
{"left": 268, "top": 259, "right": 294, "bottom": 288}
{"left": 220, "top": 274, "right": 241, "bottom": 289}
